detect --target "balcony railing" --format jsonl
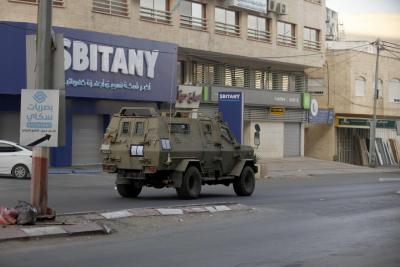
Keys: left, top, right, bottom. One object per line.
{"left": 9, "top": 0, "right": 64, "bottom": 7}
{"left": 215, "top": 22, "right": 240, "bottom": 37}
{"left": 303, "top": 39, "right": 321, "bottom": 51}
{"left": 93, "top": 0, "right": 129, "bottom": 17}
{"left": 140, "top": 7, "right": 172, "bottom": 24}
{"left": 247, "top": 28, "right": 271, "bottom": 43}
{"left": 277, "top": 34, "right": 297, "bottom": 47}
{"left": 304, "top": 0, "right": 321, "bottom": 4}
{"left": 180, "top": 15, "right": 207, "bottom": 31}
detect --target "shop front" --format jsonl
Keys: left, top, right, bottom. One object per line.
{"left": 0, "top": 22, "right": 177, "bottom": 167}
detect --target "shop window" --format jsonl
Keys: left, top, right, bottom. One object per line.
{"left": 277, "top": 21, "right": 296, "bottom": 47}
{"left": 140, "top": 0, "right": 171, "bottom": 24}
{"left": 388, "top": 79, "right": 400, "bottom": 103}
{"left": 303, "top": 27, "right": 321, "bottom": 51}
{"left": 215, "top": 7, "right": 240, "bottom": 37}
{"left": 247, "top": 15, "right": 271, "bottom": 42}
{"left": 180, "top": 1, "right": 207, "bottom": 30}
{"left": 93, "top": 0, "right": 129, "bottom": 17}
{"left": 355, "top": 77, "right": 366, "bottom": 97}
{"left": 9, "top": 0, "right": 64, "bottom": 7}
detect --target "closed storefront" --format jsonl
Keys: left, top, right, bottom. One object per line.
{"left": 72, "top": 115, "right": 104, "bottom": 165}
{"left": 0, "top": 112, "right": 20, "bottom": 143}
{"left": 284, "top": 123, "right": 301, "bottom": 157}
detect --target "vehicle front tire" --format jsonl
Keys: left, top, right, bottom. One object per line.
{"left": 12, "top": 164, "right": 30, "bottom": 179}
{"left": 233, "top": 166, "right": 255, "bottom": 196}
{"left": 116, "top": 183, "right": 142, "bottom": 198}
{"left": 176, "top": 166, "right": 202, "bottom": 199}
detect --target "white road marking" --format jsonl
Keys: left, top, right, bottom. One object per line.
{"left": 378, "top": 178, "right": 400, "bottom": 182}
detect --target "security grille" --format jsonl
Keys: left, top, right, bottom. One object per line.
{"left": 193, "top": 62, "right": 306, "bottom": 92}
{"left": 93, "top": 0, "right": 129, "bottom": 17}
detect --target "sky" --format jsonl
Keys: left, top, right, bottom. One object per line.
{"left": 325, "top": 0, "right": 400, "bottom": 41}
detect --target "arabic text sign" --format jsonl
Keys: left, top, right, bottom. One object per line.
{"left": 20, "top": 89, "right": 60, "bottom": 147}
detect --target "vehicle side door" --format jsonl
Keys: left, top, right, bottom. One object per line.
{"left": 219, "top": 125, "right": 237, "bottom": 175}
{"left": 0, "top": 142, "right": 22, "bottom": 174}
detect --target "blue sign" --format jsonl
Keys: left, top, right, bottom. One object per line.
{"left": 218, "top": 92, "right": 244, "bottom": 144}
{"left": 309, "top": 108, "right": 334, "bottom": 124}
{"left": 0, "top": 22, "right": 177, "bottom": 102}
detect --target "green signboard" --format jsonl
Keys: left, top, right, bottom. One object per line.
{"left": 336, "top": 117, "right": 396, "bottom": 129}
{"left": 302, "top": 93, "right": 311, "bottom": 109}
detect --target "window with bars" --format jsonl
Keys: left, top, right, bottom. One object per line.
{"left": 277, "top": 21, "right": 296, "bottom": 47}
{"left": 247, "top": 15, "right": 271, "bottom": 42}
{"left": 303, "top": 27, "right": 321, "bottom": 51}
{"left": 9, "top": 0, "right": 64, "bottom": 7}
{"left": 215, "top": 7, "right": 240, "bottom": 37}
{"left": 180, "top": 1, "right": 207, "bottom": 30}
{"left": 93, "top": 0, "right": 129, "bottom": 17}
{"left": 192, "top": 62, "right": 306, "bottom": 92}
{"left": 140, "top": 0, "right": 171, "bottom": 24}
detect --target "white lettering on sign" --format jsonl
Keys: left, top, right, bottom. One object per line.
{"left": 64, "top": 38, "right": 159, "bottom": 79}
{"left": 219, "top": 93, "right": 241, "bottom": 100}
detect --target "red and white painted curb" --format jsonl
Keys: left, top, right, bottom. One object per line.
{"left": 0, "top": 203, "right": 248, "bottom": 242}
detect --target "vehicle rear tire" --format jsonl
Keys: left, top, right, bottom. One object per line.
{"left": 233, "top": 166, "right": 255, "bottom": 196}
{"left": 176, "top": 166, "right": 202, "bottom": 199}
{"left": 116, "top": 183, "right": 142, "bottom": 198}
{"left": 12, "top": 164, "right": 29, "bottom": 179}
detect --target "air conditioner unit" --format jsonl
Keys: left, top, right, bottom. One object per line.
{"left": 279, "top": 3, "right": 287, "bottom": 14}
{"left": 268, "top": 0, "right": 276, "bottom": 12}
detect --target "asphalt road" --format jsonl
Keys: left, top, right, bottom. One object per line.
{"left": 0, "top": 171, "right": 399, "bottom": 266}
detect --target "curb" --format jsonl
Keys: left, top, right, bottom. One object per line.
{"left": 0, "top": 222, "right": 106, "bottom": 242}
{"left": 0, "top": 203, "right": 248, "bottom": 242}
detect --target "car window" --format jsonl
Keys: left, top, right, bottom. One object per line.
{"left": 221, "top": 127, "right": 237, "bottom": 143}
{"left": 135, "top": 122, "right": 145, "bottom": 135}
{"left": 170, "top": 123, "right": 190, "bottom": 134}
{"left": 0, "top": 143, "right": 21, "bottom": 153}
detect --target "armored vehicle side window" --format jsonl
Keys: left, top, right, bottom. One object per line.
{"left": 135, "top": 122, "right": 145, "bottom": 135}
{"left": 221, "top": 127, "right": 235, "bottom": 143}
{"left": 170, "top": 123, "right": 190, "bottom": 134}
{"left": 121, "top": 122, "right": 130, "bottom": 135}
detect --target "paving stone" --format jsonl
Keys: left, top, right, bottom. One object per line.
{"left": 101, "top": 210, "right": 133, "bottom": 219}
{"left": 82, "top": 213, "right": 105, "bottom": 221}
{"left": 183, "top": 207, "right": 208, "bottom": 213}
{"left": 214, "top": 205, "right": 231, "bottom": 212}
{"left": 156, "top": 208, "right": 184, "bottom": 215}
{"left": 21, "top": 226, "right": 67, "bottom": 237}
{"left": 127, "top": 209, "right": 160, "bottom": 217}
{"left": 0, "top": 227, "right": 27, "bottom": 241}
{"left": 63, "top": 223, "right": 104, "bottom": 235}
{"left": 205, "top": 206, "right": 218, "bottom": 213}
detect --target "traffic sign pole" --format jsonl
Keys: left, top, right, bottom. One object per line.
{"left": 31, "top": 0, "right": 53, "bottom": 216}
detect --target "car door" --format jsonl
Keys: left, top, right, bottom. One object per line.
{"left": 0, "top": 142, "right": 21, "bottom": 174}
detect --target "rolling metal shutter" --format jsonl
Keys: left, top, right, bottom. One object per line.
{"left": 284, "top": 122, "right": 301, "bottom": 157}
{"left": 72, "top": 115, "right": 103, "bottom": 166}
{"left": 0, "top": 112, "right": 20, "bottom": 143}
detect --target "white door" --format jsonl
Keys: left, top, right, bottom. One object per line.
{"left": 72, "top": 115, "right": 104, "bottom": 166}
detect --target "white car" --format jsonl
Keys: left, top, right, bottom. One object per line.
{"left": 0, "top": 140, "right": 32, "bottom": 179}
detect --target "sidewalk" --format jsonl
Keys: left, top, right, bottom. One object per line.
{"left": 259, "top": 157, "right": 400, "bottom": 178}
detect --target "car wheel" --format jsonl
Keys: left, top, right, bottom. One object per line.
{"left": 12, "top": 164, "right": 30, "bottom": 179}
{"left": 233, "top": 166, "right": 255, "bottom": 196}
{"left": 176, "top": 166, "right": 202, "bottom": 199}
{"left": 116, "top": 183, "right": 142, "bottom": 198}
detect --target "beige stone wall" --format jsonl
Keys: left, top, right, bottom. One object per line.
{"left": 304, "top": 124, "right": 336, "bottom": 161}
{"left": 1, "top": 0, "right": 326, "bottom": 68}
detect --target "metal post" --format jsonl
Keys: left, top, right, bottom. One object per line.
{"left": 368, "top": 39, "right": 381, "bottom": 167}
{"left": 31, "top": 0, "right": 53, "bottom": 216}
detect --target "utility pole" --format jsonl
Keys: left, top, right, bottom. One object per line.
{"left": 368, "top": 39, "right": 382, "bottom": 167}
{"left": 31, "top": 0, "right": 53, "bottom": 216}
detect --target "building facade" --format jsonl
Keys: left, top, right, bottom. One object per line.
{"left": 305, "top": 43, "right": 400, "bottom": 165}
{"left": 0, "top": 0, "right": 326, "bottom": 166}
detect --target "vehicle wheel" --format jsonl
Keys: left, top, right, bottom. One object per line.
{"left": 116, "top": 183, "right": 142, "bottom": 198}
{"left": 12, "top": 164, "right": 29, "bottom": 179}
{"left": 176, "top": 166, "right": 202, "bottom": 199}
{"left": 233, "top": 166, "right": 255, "bottom": 196}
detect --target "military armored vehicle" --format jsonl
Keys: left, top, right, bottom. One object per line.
{"left": 101, "top": 107, "right": 257, "bottom": 199}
